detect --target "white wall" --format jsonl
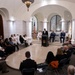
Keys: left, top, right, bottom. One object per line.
{"left": 3, "top": 20, "right": 26, "bottom": 38}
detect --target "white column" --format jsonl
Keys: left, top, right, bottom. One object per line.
{"left": 71, "top": 20, "right": 75, "bottom": 44}
{"left": 26, "top": 21, "right": 32, "bottom": 37}
{"left": 43, "top": 18, "right": 48, "bottom": 30}
{"left": 68, "top": 22, "right": 72, "bottom": 38}
{"left": 61, "top": 19, "right": 66, "bottom": 31}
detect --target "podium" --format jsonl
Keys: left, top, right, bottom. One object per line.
{"left": 42, "top": 35, "right": 49, "bottom": 47}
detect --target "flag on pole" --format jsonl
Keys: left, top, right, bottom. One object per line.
{"left": 34, "top": 22, "right": 35, "bottom": 33}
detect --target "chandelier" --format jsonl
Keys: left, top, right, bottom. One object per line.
{"left": 22, "top": 0, "right": 34, "bottom": 11}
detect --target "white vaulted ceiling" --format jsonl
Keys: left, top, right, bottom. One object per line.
{"left": 0, "top": 0, "right": 75, "bottom": 20}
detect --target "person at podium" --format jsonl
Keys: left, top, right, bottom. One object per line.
{"left": 42, "top": 28, "right": 49, "bottom": 47}
{"left": 42, "top": 28, "right": 48, "bottom": 37}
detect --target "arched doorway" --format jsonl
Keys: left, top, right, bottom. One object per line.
{"left": 0, "top": 14, "right": 4, "bottom": 38}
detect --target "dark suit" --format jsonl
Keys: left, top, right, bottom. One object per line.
{"left": 19, "top": 59, "right": 37, "bottom": 72}
{"left": 42, "top": 31, "right": 48, "bottom": 37}
{"left": 60, "top": 32, "right": 66, "bottom": 43}
{"left": 42, "top": 30, "right": 48, "bottom": 46}
{"left": 50, "top": 32, "right": 56, "bottom": 42}
{"left": 56, "top": 54, "right": 66, "bottom": 62}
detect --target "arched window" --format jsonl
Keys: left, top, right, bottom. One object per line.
{"left": 50, "top": 15, "right": 61, "bottom": 31}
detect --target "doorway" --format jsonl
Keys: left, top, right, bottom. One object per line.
{"left": 0, "top": 14, "right": 4, "bottom": 38}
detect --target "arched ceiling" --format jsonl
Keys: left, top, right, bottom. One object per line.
{"left": 32, "top": 5, "right": 72, "bottom": 21}
{"left": 0, "top": 0, "right": 74, "bottom": 20}
{"left": 0, "top": 0, "right": 75, "bottom": 11}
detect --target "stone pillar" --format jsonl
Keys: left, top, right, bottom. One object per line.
{"left": 25, "top": 21, "right": 32, "bottom": 37}
{"left": 61, "top": 19, "right": 66, "bottom": 31}
{"left": 71, "top": 19, "right": 75, "bottom": 44}
{"left": 43, "top": 18, "right": 48, "bottom": 30}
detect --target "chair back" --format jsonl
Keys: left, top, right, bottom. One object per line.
{"left": 22, "top": 68, "right": 35, "bottom": 75}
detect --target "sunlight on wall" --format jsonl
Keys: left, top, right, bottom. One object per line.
{"left": 10, "top": 16, "right": 15, "bottom": 21}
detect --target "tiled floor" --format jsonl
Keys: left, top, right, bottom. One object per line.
{"left": 6, "top": 40, "right": 62, "bottom": 70}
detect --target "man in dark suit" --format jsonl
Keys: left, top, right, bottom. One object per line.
{"left": 60, "top": 31, "right": 66, "bottom": 43}
{"left": 42, "top": 28, "right": 48, "bottom": 37}
{"left": 50, "top": 31, "right": 56, "bottom": 42}
{"left": 19, "top": 51, "right": 37, "bottom": 73}
{"left": 42, "top": 28, "right": 48, "bottom": 46}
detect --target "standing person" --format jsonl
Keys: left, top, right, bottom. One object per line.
{"left": 50, "top": 31, "right": 56, "bottom": 42}
{"left": 19, "top": 51, "right": 37, "bottom": 73}
{"left": 42, "top": 28, "right": 48, "bottom": 37}
{"left": 42, "top": 28, "right": 48, "bottom": 46}
{"left": 60, "top": 31, "right": 66, "bottom": 43}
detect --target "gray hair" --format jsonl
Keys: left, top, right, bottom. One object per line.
{"left": 68, "top": 65, "right": 75, "bottom": 75}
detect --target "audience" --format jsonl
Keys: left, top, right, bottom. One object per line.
{"left": 23, "top": 34, "right": 32, "bottom": 46}
{"left": 56, "top": 48, "right": 66, "bottom": 62}
{"left": 19, "top": 51, "right": 37, "bottom": 73}
{"left": 63, "top": 45, "right": 72, "bottom": 58}
{"left": 23, "top": 35, "right": 29, "bottom": 47}
{"left": 19, "top": 35, "right": 24, "bottom": 44}
{"left": 4, "top": 38, "right": 15, "bottom": 55}
{"left": 45, "top": 51, "right": 59, "bottom": 69}
{"left": 67, "top": 65, "right": 75, "bottom": 75}
{"left": 0, "top": 38, "right": 4, "bottom": 47}
{"left": 0, "top": 58, "right": 9, "bottom": 73}
{"left": 63, "top": 38, "right": 72, "bottom": 46}
{"left": 16, "top": 34, "right": 20, "bottom": 44}
{"left": 37, "top": 31, "right": 42, "bottom": 40}
{"left": 11, "top": 34, "right": 19, "bottom": 51}
{"left": 0, "top": 34, "right": 75, "bottom": 74}
{"left": 45, "top": 51, "right": 55, "bottom": 64}
{"left": 0, "top": 46, "right": 6, "bottom": 58}
{"left": 0, "top": 46, "right": 9, "bottom": 73}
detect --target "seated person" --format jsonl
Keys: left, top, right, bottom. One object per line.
{"left": 63, "top": 45, "right": 73, "bottom": 58}
{"left": 9, "top": 38, "right": 19, "bottom": 51}
{"left": 45, "top": 51, "right": 55, "bottom": 64}
{"left": 45, "top": 51, "right": 59, "bottom": 69}
{"left": 19, "top": 51, "right": 37, "bottom": 73}
{"left": 37, "top": 31, "right": 42, "bottom": 40}
{"left": 23, "top": 34, "right": 32, "bottom": 45}
{"left": 4, "top": 38, "right": 15, "bottom": 55}
{"left": 56, "top": 48, "right": 66, "bottom": 62}
{"left": 67, "top": 65, "right": 75, "bottom": 75}
{"left": 19, "top": 35, "right": 24, "bottom": 44}
{"left": 13, "top": 34, "right": 19, "bottom": 50}
{"left": 0, "top": 54, "right": 9, "bottom": 73}
{"left": 0, "top": 46, "right": 6, "bottom": 58}
{"left": 62, "top": 38, "right": 72, "bottom": 46}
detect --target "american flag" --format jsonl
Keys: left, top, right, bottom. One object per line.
{"left": 33, "top": 22, "right": 35, "bottom": 33}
